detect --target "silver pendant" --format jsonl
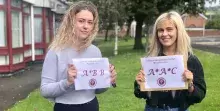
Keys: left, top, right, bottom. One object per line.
{"left": 171, "top": 90, "right": 176, "bottom": 99}
{"left": 147, "top": 91, "right": 151, "bottom": 98}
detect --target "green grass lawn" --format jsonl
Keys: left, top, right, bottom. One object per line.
{"left": 7, "top": 39, "right": 220, "bottom": 111}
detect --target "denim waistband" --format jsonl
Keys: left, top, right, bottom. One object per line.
{"left": 145, "top": 105, "right": 188, "bottom": 111}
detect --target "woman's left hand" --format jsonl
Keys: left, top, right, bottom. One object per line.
{"left": 183, "top": 69, "right": 194, "bottom": 92}
{"left": 109, "top": 64, "right": 117, "bottom": 84}
{"left": 182, "top": 69, "right": 193, "bottom": 83}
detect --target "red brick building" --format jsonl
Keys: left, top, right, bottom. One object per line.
{"left": 182, "top": 13, "right": 220, "bottom": 37}
{"left": 182, "top": 13, "right": 207, "bottom": 37}
{"left": 0, "top": 0, "right": 68, "bottom": 75}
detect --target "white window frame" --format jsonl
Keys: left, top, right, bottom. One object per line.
{"left": 0, "top": 56, "right": 9, "bottom": 65}
{"left": 46, "top": 18, "right": 50, "bottom": 43}
{"left": 24, "top": 15, "right": 31, "bottom": 45}
{"left": 35, "top": 49, "right": 43, "bottom": 55}
{"left": 23, "top": 2, "right": 30, "bottom": 13}
{"left": 13, "top": 53, "right": 23, "bottom": 64}
{"left": 34, "top": 17, "right": 42, "bottom": 43}
{"left": 24, "top": 49, "right": 32, "bottom": 57}
{"left": 12, "top": 11, "right": 23, "bottom": 48}
{"left": 0, "top": 11, "right": 6, "bottom": 47}
{"left": 11, "top": 0, "right": 21, "bottom": 8}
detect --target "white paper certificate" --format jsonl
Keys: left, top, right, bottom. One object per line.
{"left": 141, "top": 55, "right": 185, "bottom": 91}
{"left": 72, "top": 58, "right": 110, "bottom": 90}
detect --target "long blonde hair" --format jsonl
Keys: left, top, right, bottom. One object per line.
{"left": 49, "top": 1, "right": 99, "bottom": 51}
{"left": 148, "top": 11, "right": 192, "bottom": 63}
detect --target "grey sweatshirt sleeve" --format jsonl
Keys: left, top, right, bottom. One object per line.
{"left": 94, "top": 46, "right": 109, "bottom": 94}
{"left": 40, "top": 50, "right": 70, "bottom": 98}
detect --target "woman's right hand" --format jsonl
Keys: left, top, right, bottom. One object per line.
{"left": 67, "top": 64, "right": 77, "bottom": 86}
{"left": 135, "top": 69, "right": 145, "bottom": 85}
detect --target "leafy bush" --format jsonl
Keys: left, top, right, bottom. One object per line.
{"left": 206, "top": 15, "right": 220, "bottom": 29}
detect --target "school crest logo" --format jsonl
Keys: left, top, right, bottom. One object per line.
{"left": 89, "top": 78, "right": 97, "bottom": 88}
{"left": 157, "top": 77, "right": 166, "bottom": 87}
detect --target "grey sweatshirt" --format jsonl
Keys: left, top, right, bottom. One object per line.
{"left": 40, "top": 45, "right": 107, "bottom": 104}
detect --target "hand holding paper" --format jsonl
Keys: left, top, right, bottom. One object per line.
{"left": 109, "top": 64, "right": 117, "bottom": 85}
{"left": 140, "top": 55, "right": 186, "bottom": 91}
{"left": 135, "top": 69, "right": 145, "bottom": 85}
{"left": 72, "top": 58, "right": 111, "bottom": 90}
{"left": 67, "top": 64, "right": 77, "bottom": 86}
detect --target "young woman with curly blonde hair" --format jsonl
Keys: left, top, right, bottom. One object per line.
{"left": 41, "top": 1, "right": 117, "bottom": 111}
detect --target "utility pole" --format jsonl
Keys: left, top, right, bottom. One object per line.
{"left": 114, "top": 22, "right": 118, "bottom": 55}
{"left": 114, "top": 0, "right": 119, "bottom": 56}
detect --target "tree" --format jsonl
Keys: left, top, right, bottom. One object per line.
{"left": 67, "top": 0, "right": 212, "bottom": 49}
{"left": 97, "top": 0, "right": 120, "bottom": 41}
{"left": 206, "top": 13, "right": 220, "bottom": 29}
{"left": 125, "top": 0, "right": 208, "bottom": 49}
{"left": 205, "top": 0, "right": 220, "bottom": 29}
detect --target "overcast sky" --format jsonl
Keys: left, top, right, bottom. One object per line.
{"left": 205, "top": 0, "right": 220, "bottom": 7}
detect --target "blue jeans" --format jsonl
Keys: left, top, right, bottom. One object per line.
{"left": 145, "top": 105, "right": 189, "bottom": 111}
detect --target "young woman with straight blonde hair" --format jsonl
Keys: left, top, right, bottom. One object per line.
{"left": 134, "top": 11, "right": 206, "bottom": 111}
{"left": 40, "top": 1, "right": 117, "bottom": 111}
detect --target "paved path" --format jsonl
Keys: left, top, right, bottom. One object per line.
{"left": 191, "top": 36, "right": 220, "bottom": 54}
{"left": 0, "top": 64, "right": 42, "bottom": 111}
{"left": 192, "top": 44, "right": 220, "bottom": 54}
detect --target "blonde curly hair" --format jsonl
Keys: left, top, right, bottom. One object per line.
{"left": 49, "top": 1, "right": 99, "bottom": 51}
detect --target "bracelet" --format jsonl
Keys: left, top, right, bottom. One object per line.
{"left": 188, "top": 82, "right": 193, "bottom": 89}
{"left": 112, "top": 83, "right": 117, "bottom": 88}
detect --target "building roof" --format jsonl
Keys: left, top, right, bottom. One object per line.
{"left": 182, "top": 13, "right": 208, "bottom": 20}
